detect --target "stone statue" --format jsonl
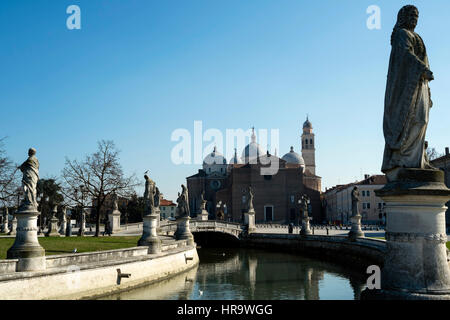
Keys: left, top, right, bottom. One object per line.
{"left": 247, "top": 186, "right": 254, "bottom": 211}
{"left": 351, "top": 187, "right": 360, "bottom": 217}
{"left": 154, "top": 187, "right": 161, "bottom": 208}
{"left": 144, "top": 174, "right": 155, "bottom": 211}
{"left": 200, "top": 190, "right": 207, "bottom": 210}
{"left": 382, "top": 5, "right": 435, "bottom": 175}
{"left": 18, "top": 148, "right": 39, "bottom": 210}
{"left": 176, "top": 185, "right": 190, "bottom": 218}
{"left": 112, "top": 193, "right": 119, "bottom": 211}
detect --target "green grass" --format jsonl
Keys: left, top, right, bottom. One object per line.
{"left": 0, "top": 236, "right": 140, "bottom": 260}
{"left": 447, "top": 242, "right": 450, "bottom": 250}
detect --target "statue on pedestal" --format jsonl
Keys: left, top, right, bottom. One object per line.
{"left": 381, "top": 5, "right": 435, "bottom": 178}
{"left": 247, "top": 186, "right": 254, "bottom": 212}
{"left": 176, "top": 185, "right": 190, "bottom": 218}
{"left": 144, "top": 174, "right": 156, "bottom": 214}
{"left": 18, "top": 148, "right": 39, "bottom": 211}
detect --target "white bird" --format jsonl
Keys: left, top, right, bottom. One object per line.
{"left": 72, "top": 248, "right": 77, "bottom": 253}
{"left": 199, "top": 290, "right": 203, "bottom": 296}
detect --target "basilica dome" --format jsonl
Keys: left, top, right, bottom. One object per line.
{"left": 282, "top": 146, "right": 305, "bottom": 167}
{"left": 241, "top": 128, "right": 265, "bottom": 163}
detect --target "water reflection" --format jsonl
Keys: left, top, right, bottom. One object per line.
{"left": 99, "top": 248, "right": 366, "bottom": 300}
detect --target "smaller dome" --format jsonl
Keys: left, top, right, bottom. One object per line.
{"left": 282, "top": 146, "right": 305, "bottom": 166}
{"left": 203, "top": 147, "right": 227, "bottom": 165}
{"left": 303, "top": 117, "right": 312, "bottom": 129}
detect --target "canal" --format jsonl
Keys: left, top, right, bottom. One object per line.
{"left": 99, "top": 247, "right": 368, "bottom": 300}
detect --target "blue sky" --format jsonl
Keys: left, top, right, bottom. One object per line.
{"left": 1, "top": 0, "right": 449, "bottom": 201}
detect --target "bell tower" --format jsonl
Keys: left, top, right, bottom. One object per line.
{"left": 301, "top": 116, "right": 316, "bottom": 175}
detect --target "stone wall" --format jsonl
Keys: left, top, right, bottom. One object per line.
{"left": 0, "top": 242, "right": 198, "bottom": 300}
{"left": 244, "top": 234, "right": 386, "bottom": 271}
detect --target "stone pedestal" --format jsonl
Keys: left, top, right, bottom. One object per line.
{"left": 46, "top": 215, "right": 60, "bottom": 237}
{"left": 108, "top": 209, "right": 121, "bottom": 234}
{"left": 363, "top": 169, "right": 450, "bottom": 300}
{"left": 7, "top": 208, "right": 46, "bottom": 272}
{"left": 174, "top": 216, "right": 194, "bottom": 245}
{"left": 348, "top": 214, "right": 364, "bottom": 241}
{"left": 244, "top": 209, "right": 256, "bottom": 234}
{"left": 78, "top": 213, "right": 86, "bottom": 236}
{"left": 300, "top": 216, "right": 312, "bottom": 235}
{"left": 65, "top": 221, "right": 72, "bottom": 237}
{"left": 197, "top": 208, "right": 209, "bottom": 221}
{"left": 138, "top": 214, "right": 161, "bottom": 254}
{"left": 8, "top": 216, "right": 17, "bottom": 236}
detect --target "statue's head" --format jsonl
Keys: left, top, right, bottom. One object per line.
{"left": 28, "top": 148, "right": 36, "bottom": 156}
{"left": 396, "top": 5, "right": 419, "bottom": 31}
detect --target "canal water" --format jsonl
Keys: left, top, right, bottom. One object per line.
{"left": 99, "top": 248, "right": 367, "bottom": 300}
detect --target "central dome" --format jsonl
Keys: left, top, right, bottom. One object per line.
{"left": 241, "top": 128, "right": 265, "bottom": 163}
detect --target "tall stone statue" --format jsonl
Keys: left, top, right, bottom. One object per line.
{"left": 382, "top": 5, "right": 435, "bottom": 177}
{"left": 18, "top": 148, "right": 39, "bottom": 210}
{"left": 247, "top": 186, "right": 254, "bottom": 211}
{"left": 301, "top": 194, "right": 310, "bottom": 218}
{"left": 143, "top": 174, "right": 155, "bottom": 212}
{"left": 154, "top": 187, "right": 161, "bottom": 208}
{"left": 200, "top": 190, "right": 207, "bottom": 210}
{"left": 351, "top": 187, "right": 360, "bottom": 217}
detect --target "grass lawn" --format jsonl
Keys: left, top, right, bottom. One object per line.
{"left": 0, "top": 236, "right": 140, "bottom": 260}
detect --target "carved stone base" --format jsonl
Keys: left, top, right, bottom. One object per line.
{"left": 300, "top": 217, "right": 312, "bottom": 235}
{"left": 197, "top": 209, "right": 209, "bottom": 221}
{"left": 244, "top": 210, "right": 256, "bottom": 233}
{"left": 46, "top": 216, "right": 60, "bottom": 237}
{"left": 174, "top": 216, "right": 194, "bottom": 245}
{"left": 375, "top": 168, "right": 450, "bottom": 297}
{"left": 348, "top": 214, "right": 364, "bottom": 241}
{"left": 7, "top": 209, "right": 46, "bottom": 272}
{"left": 108, "top": 210, "right": 121, "bottom": 234}
{"left": 138, "top": 214, "right": 161, "bottom": 254}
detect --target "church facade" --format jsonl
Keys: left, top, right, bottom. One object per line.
{"left": 186, "top": 119, "right": 322, "bottom": 224}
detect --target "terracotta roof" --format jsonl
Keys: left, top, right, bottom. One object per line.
{"left": 160, "top": 199, "right": 176, "bottom": 206}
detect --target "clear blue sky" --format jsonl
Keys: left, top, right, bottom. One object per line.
{"left": 1, "top": 0, "right": 449, "bottom": 202}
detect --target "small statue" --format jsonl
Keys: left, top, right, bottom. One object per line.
{"left": 154, "top": 187, "right": 161, "bottom": 208}
{"left": 200, "top": 190, "right": 207, "bottom": 210}
{"left": 351, "top": 187, "right": 360, "bottom": 217}
{"left": 143, "top": 174, "right": 155, "bottom": 212}
{"left": 247, "top": 186, "right": 254, "bottom": 211}
{"left": 18, "top": 148, "right": 40, "bottom": 210}
{"left": 176, "top": 185, "right": 190, "bottom": 218}
{"left": 301, "top": 194, "right": 310, "bottom": 218}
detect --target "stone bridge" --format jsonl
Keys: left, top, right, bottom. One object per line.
{"left": 160, "top": 220, "right": 246, "bottom": 239}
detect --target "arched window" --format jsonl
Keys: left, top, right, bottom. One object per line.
{"left": 310, "top": 139, "right": 313, "bottom": 145}
{"left": 305, "top": 139, "right": 308, "bottom": 145}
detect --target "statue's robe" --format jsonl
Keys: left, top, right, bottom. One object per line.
{"left": 382, "top": 28, "right": 432, "bottom": 173}
{"left": 19, "top": 155, "right": 39, "bottom": 209}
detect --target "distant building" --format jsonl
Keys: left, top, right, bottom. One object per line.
{"left": 323, "top": 175, "right": 387, "bottom": 225}
{"left": 431, "top": 147, "right": 450, "bottom": 227}
{"left": 160, "top": 199, "right": 177, "bottom": 219}
{"left": 186, "top": 119, "right": 322, "bottom": 224}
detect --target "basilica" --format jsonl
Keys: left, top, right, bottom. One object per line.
{"left": 186, "top": 118, "right": 323, "bottom": 224}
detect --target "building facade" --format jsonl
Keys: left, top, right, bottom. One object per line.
{"left": 186, "top": 119, "right": 323, "bottom": 224}
{"left": 323, "top": 175, "right": 387, "bottom": 225}
{"left": 160, "top": 199, "right": 177, "bottom": 219}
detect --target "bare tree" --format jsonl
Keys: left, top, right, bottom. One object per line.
{"left": 427, "top": 147, "right": 443, "bottom": 161}
{"left": 0, "top": 137, "right": 20, "bottom": 208}
{"left": 61, "top": 140, "right": 138, "bottom": 237}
